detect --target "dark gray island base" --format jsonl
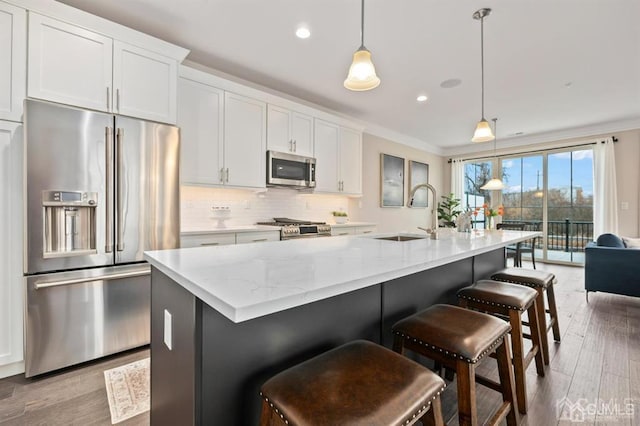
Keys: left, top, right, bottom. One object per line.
{"left": 150, "top": 248, "right": 504, "bottom": 425}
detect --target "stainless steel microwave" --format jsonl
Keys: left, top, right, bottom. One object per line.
{"left": 267, "top": 150, "right": 316, "bottom": 189}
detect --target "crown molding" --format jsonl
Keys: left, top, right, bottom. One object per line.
{"left": 443, "top": 116, "right": 640, "bottom": 157}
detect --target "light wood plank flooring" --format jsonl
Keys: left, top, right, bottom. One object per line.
{"left": 0, "top": 262, "right": 637, "bottom": 425}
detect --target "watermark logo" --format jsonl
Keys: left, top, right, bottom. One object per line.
{"left": 556, "top": 397, "right": 634, "bottom": 422}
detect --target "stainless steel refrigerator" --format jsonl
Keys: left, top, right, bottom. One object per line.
{"left": 23, "top": 99, "right": 180, "bottom": 377}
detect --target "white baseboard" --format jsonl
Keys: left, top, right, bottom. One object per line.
{"left": 0, "top": 360, "right": 25, "bottom": 379}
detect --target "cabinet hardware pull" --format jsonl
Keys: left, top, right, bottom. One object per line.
{"left": 106, "top": 87, "right": 110, "bottom": 110}
{"left": 252, "top": 239, "right": 268, "bottom": 242}
{"left": 220, "top": 168, "right": 224, "bottom": 183}
{"left": 339, "top": 232, "right": 349, "bottom": 236}
{"left": 116, "top": 89, "right": 120, "bottom": 112}
{"left": 293, "top": 140, "right": 297, "bottom": 152}
{"left": 226, "top": 168, "right": 230, "bottom": 183}
{"left": 200, "top": 242, "right": 220, "bottom": 246}
{"left": 362, "top": 231, "right": 372, "bottom": 234}
{"left": 289, "top": 140, "right": 293, "bottom": 151}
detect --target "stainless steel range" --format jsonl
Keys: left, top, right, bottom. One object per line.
{"left": 257, "top": 218, "right": 331, "bottom": 240}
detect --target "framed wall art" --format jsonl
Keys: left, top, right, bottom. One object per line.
{"left": 380, "top": 153, "right": 405, "bottom": 207}
{"left": 408, "top": 160, "right": 429, "bottom": 208}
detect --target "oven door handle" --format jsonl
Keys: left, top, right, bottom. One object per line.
{"left": 34, "top": 268, "right": 149, "bottom": 289}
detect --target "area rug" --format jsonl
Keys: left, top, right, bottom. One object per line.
{"left": 104, "top": 358, "right": 150, "bottom": 424}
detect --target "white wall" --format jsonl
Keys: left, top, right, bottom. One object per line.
{"left": 349, "top": 133, "right": 447, "bottom": 233}
{"left": 181, "top": 186, "right": 350, "bottom": 232}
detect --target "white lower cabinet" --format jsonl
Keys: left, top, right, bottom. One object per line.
{"left": 331, "top": 225, "right": 376, "bottom": 237}
{"left": 0, "top": 121, "right": 23, "bottom": 377}
{"left": 181, "top": 230, "right": 280, "bottom": 248}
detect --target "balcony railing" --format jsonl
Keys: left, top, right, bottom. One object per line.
{"left": 502, "top": 219, "right": 594, "bottom": 252}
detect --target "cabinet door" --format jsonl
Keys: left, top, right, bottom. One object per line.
{"left": 0, "top": 2, "right": 26, "bottom": 122}
{"left": 0, "top": 121, "right": 23, "bottom": 374}
{"left": 113, "top": 41, "right": 177, "bottom": 124}
{"left": 235, "top": 231, "right": 280, "bottom": 244}
{"left": 331, "top": 226, "right": 355, "bottom": 237}
{"left": 180, "top": 233, "right": 236, "bottom": 248}
{"left": 223, "top": 92, "right": 266, "bottom": 188}
{"left": 339, "top": 127, "right": 362, "bottom": 195}
{"left": 27, "top": 13, "right": 112, "bottom": 112}
{"left": 178, "top": 77, "right": 224, "bottom": 185}
{"left": 266, "top": 104, "right": 292, "bottom": 153}
{"left": 291, "top": 112, "right": 313, "bottom": 156}
{"left": 313, "top": 119, "right": 340, "bottom": 193}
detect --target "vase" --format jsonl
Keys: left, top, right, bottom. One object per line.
{"left": 487, "top": 216, "right": 495, "bottom": 230}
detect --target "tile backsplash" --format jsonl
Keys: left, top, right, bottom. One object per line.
{"left": 181, "top": 186, "right": 350, "bottom": 232}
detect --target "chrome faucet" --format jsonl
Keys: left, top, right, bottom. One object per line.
{"left": 408, "top": 183, "right": 439, "bottom": 240}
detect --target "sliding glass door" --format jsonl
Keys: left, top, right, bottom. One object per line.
{"left": 463, "top": 146, "right": 594, "bottom": 265}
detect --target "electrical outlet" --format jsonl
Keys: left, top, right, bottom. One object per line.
{"left": 164, "top": 309, "right": 172, "bottom": 350}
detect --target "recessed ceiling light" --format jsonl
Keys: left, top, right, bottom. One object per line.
{"left": 440, "top": 78, "right": 462, "bottom": 89}
{"left": 416, "top": 95, "right": 428, "bottom": 102}
{"left": 564, "top": 82, "right": 573, "bottom": 88}
{"left": 296, "top": 27, "right": 311, "bottom": 39}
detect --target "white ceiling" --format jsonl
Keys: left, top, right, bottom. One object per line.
{"left": 57, "top": 0, "right": 640, "bottom": 155}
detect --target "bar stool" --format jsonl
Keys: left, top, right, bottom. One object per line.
{"left": 392, "top": 304, "right": 517, "bottom": 426}
{"left": 259, "top": 340, "right": 446, "bottom": 426}
{"left": 491, "top": 268, "right": 560, "bottom": 365}
{"left": 457, "top": 280, "right": 545, "bottom": 414}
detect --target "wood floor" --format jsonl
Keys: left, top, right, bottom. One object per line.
{"left": 0, "top": 262, "right": 637, "bottom": 425}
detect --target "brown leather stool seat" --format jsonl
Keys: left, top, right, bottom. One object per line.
{"left": 260, "top": 340, "right": 446, "bottom": 426}
{"left": 393, "top": 304, "right": 517, "bottom": 426}
{"left": 458, "top": 280, "right": 545, "bottom": 414}
{"left": 491, "top": 268, "right": 560, "bottom": 365}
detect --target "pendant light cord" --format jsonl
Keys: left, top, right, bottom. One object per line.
{"left": 480, "top": 16, "right": 485, "bottom": 120}
{"left": 360, "top": 0, "right": 365, "bottom": 48}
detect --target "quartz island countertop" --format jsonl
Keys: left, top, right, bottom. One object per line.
{"left": 144, "top": 229, "right": 540, "bottom": 323}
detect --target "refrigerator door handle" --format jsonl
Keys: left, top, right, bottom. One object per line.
{"left": 34, "top": 268, "right": 150, "bottom": 290}
{"left": 116, "top": 128, "right": 125, "bottom": 252}
{"left": 105, "top": 127, "right": 114, "bottom": 253}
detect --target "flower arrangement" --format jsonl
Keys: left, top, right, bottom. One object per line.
{"left": 482, "top": 203, "right": 503, "bottom": 218}
{"left": 332, "top": 211, "right": 348, "bottom": 224}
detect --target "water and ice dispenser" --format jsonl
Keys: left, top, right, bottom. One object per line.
{"left": 42, "top": 190, "right": 98, "bottom": 257}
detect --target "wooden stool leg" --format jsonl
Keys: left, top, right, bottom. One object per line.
{"left": 456, "top": 360, "right": 478, "bottom": 426}
{"left": 495, "top": 338, "right": 517, "bottom": 426}
{"left": 508, "top": 310, "right": 528, "bottom": 414}
{"left": 534, "top": 289, "right": 550, "bottom": 365}
{"left": 422, "top": 395, "right": 445, "bottom": 426}
{"left": 527, "top": 301, "right": 545, "bottom": 377}
{"left": 392, "top": 335, "right": 405, "bottom": 354}
{"left": 547, "top": 284, "right": 561, "bottom": 342}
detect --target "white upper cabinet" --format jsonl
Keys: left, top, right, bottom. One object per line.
{"left": 314, "top": 119, "right": 340, "bottom": 193}
{"left": 0, "top": 1, "right": 26, "bottom": 122}
{"left": 339, "top": 126, "right": 362, "bottom": 195}
{"left": 113, "top": 41, "right": 177, "bottom": 124}
{"left": 27, "top": 12, "right": 112, "bottom": 113}
{"left": 27, "top": 13, "right": 178, "bottom": 124}
{"left": 314, "top": 119, "right": 362, "bottom": 195}
{"left": 267, "top": 104, "right": 313, "bottom": 157}
{"left": 177, "top": 77, "right": 224, "bottom": 185}
{"left": 223, "top": 92, "right": 266, "bottom": 188}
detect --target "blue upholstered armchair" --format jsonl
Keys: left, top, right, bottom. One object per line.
{"left": 584, "top": 233, "right": 640, "bottom": 301}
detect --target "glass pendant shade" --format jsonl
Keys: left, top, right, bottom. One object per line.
{"left": 472, "top": 119, "right": 495, "bottom": 142}
{"left": 344, "top": 48, "right": 380, "bottom": 91}
{"left": 480, "top": 178, "right": 505, "bottom": 190}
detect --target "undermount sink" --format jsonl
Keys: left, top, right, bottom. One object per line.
{"left": 374, "top": 235, "right": 426, "bottom": 242}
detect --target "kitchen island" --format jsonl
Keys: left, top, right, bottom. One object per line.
{"left": 145, "top": 229, "right": 540, "bottom": 425}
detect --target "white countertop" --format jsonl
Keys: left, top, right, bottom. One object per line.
{"left": 145, "top": 229, "right": 540, "bottom": 323}
{"left": 181, "top": 225, "right": 281, "bottom": 235}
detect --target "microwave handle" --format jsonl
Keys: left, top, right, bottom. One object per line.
{"left": 307, "top": 162, "right": 315, "bottom": 186}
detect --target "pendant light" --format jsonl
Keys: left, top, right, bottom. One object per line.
{"left": 344, "top": 0, "right": 380, "bottom": 91}
{"left": 480, "top": 118, "right": 505, "bottom": 190}
{"left": 471, "top": 8, "right": 494, "bottom": 142}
